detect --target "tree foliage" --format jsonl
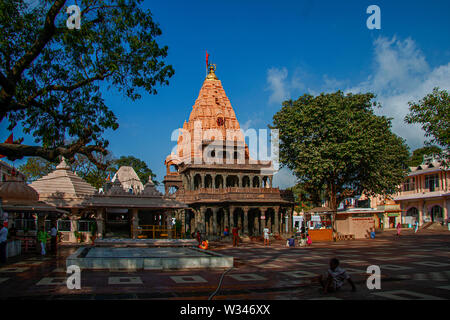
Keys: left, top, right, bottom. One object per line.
{"left": 16, "top": 153, "right": 157, "bottom": 188}
{"left": 271, "top": 91, "right": 410, "bottom": 233}
{"left": 405, "top": 87, "right": 450, "bottom": 150}
{"left": 407, "top": 145, "right": 442, "bottom": 167}
{"left": 0, "top": 0, "right": 174, "bottom": 168}
{"left": 18, "top": 157, "right": 57, "bottom": 182}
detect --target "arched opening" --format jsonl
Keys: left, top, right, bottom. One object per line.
{"left": 430, "top": 205, "right": 444, "bottom": 223}
{"left": 242, "top": 176, "right": 250, "bottom": 188}
{"left": 226, "top": 175, "right": 239, "bottom": 187}
{"left": 194, "top": 174, "right": 202, "bottom": 190}
{"left": 215, "top": 175, "right": 224, "bottom": 189}
{"left": 252, "top": 176, "right": 260, "bottom": 188}
{"left": 169, "top": 164, "right": 178, "bottom": 173}
{"left": 262, "top": 176, "right": 269, "bottom": 188}
{"left": 405, "top": 207, "right": 419, "bottom": 225}
{"left": 205, "top": 174, "right": 213, "bottom": 188}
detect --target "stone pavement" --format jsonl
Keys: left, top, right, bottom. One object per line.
{"left": 0, "top": 229, "right": 449, "bottom": 300}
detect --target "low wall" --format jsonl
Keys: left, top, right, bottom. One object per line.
{"left": 351, "top": 217, "right": 375, "bottom": 239}
{"left": 308, "top": 229, "right": 333, "bottom": 241}
{"left": 7, "top": 240, "right": 21, "bottom": 258}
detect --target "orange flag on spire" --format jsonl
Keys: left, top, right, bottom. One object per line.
{"left": 0, "top": 133, "right": 14, "bottom": 158}
{"left": 206, "top": 50, "right": 210, "bottom": 69}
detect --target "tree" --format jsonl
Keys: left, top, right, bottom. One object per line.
{"left": 0, "top": 0, "right": 174, "bottom": 168}
{"left": 405, "top": 87, "right": 450, "bottom": 150}
{"left": 271, "top": 91, "right": 409, "bottom": 237}
{"left": 18, "top": 157, "right": 57, "bottom": 182}
{"left": 71, "top": 152, "right": 115, "bottom": 189}
{"left": 288, "top": 182, "right": 325, "bottom": 213}
{"left": 407, "top": 146, "right": 442, "bottom": 167}
{"left": 113, "top": 155, "right": 157, "bottom": 184}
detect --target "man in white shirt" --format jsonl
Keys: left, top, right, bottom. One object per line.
{"left": 319, "top": 258, "right": 356, "bottom": 293}
{"left": 263, "top": 226, "right": 270, "bottom": 246}
{"left": 50, "top": 223, "right": 58, "bottom": 254}
{"left": 0, "top": 222, "right": 8, "bottom": 263}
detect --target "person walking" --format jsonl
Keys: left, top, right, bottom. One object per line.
{"left": 50, "top": 223, "right": 58, "bottom": 254}
{"left": 232, "top": 226, "right": 240, "bottom": 247}
{"left": 396, "top": 222, "right": 402, "bottom": 237}
{"left": 414, "top": 220, "right": 419, "bottom": 233}
{"left": 263, "top": 226, "right": 270, "bottom": 246}
{"left": 0, "top": 222, "right": 8, "bottom": 264}
{"left": 37, "top": 227, "right": 50, "bottom": 256}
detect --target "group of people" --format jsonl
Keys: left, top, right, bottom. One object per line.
{"left": 0, "top": 221, "right": 59, "bottom": 264}
{"left": 37, "top": 224, "right": 58, "bottom": 255}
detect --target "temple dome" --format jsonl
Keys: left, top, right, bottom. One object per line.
{"left": 112, "top": 166, "right": 144, "bottom": 194}
{"left": 0, "top": 177, "right": 39, "bottom": 202}
{"left": 30, "top": 158, "right": 96, "bottom": 197}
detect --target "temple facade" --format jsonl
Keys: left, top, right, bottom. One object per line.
{"left": 28, "top": 158, "right": 186, "bottom": 242}
{"left": 164, "top": 64, "right": 295, "bottom": 239}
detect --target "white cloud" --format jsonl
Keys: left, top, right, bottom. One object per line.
{"left": 266, "top": 67, "right": 305, "bottom": 105}
{"left": 346, "top": 36, "right": 450, "bottom": 149}
{"left": 272, "top": 167, "right": 298, "bottom": 189}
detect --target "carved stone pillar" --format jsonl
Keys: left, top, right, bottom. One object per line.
{"left": 274, "top": 206, "right": 280, "bottom": 235}
{"left": 254, "top": 211, "right": 259, "bottom": 235}
{"left": 224, "top": 207, "right": 229, "bottom": 230}
{"left": 230, "top": 206, "right": 235, "bottom": 227}
{"left": 288, "top": 207, "right": 293, "bottom": 234}
{"left": 260, "top": 208, "right": 267, "bottom": 234}
{"left": 243, "top": 207, "right": 249, "bottom": 235}
{"left": 200, "top": 207, "right": 207, "bottom": 235}
{"left": 212, "top": 207, "right": 219, "bottom": 236}
{"left": 131, "top": 208, "right": 139, "bottom": 239}
{"left": 95, "top": 208, "right": 105, "bottom": 239}
{"left": 237, "top": 209, "right": 242, "bottom": 235}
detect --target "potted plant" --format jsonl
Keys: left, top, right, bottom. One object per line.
{"left": 74, "top": 231, "right": 83, "bottom": 243}
{"left": 89, "top": 221, "right": 97, "bottom": 246}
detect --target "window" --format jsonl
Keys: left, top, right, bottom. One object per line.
{"left": 57, "top": 220, "right": 71, "bottom": 232}
{"left": 403, "top": 178, "right": 415, "bottom": 192}
{"left": 15, "top": 218, "right": 37, "bottom": 231}
{"left": 78, "top": 220, "right": 96, "bottom": 232}
{"left": 425, "top": 174, "right": 439, "bottom": 191}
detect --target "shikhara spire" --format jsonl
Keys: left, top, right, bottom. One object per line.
{"left": 167, "top": 63, "right": 248, "bottom": 164}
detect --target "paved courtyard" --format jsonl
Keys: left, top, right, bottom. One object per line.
{"left": 0, "top": 229, "right": 449, "bottom": 300}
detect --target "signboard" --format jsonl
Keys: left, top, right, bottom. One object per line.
{"left": 387, "top": 213, "right": 399, "bottom": 217}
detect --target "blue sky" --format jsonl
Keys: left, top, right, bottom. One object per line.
{"left": 2, "top": 0, "right": 450, "bottom": 189}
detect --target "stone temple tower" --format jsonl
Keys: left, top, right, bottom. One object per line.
{"left": 164, "top": 63, "right": 294, "bottom": 240}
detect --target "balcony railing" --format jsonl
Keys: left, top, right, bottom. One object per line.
{"left": 174, "top": 187, "right": 294, "bottom": 203}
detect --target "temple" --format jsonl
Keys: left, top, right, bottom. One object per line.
{"left": 164, "top": 64, "right": 295, "bottom": 239}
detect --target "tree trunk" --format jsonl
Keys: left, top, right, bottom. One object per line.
{"left": 328, "top": 184, "right": 338, "bottom": 241}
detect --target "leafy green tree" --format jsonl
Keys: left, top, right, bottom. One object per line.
{"left": 405, "top": 87, "right": 450, "bottom": 150}
{"left": 18, "top": 157, "right": 57, "bottom": 182}
{"left": 113, "top": 155, "right": 157, "bottom": 184}
{"left": 271, "top": 91, "right": 409, "bottom": 236}
{"left": 0, "top": 0, "right": 174, "bottom": 168}
{"left": 288, "top": 182, "right": 325, "bottom": 213}
{"left": 407, "top": 146, "right": 442, "bottom": 167}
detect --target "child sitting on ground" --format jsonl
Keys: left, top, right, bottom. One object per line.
{"left": 318, "top": 258, "right": 356, "bottom": 293}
